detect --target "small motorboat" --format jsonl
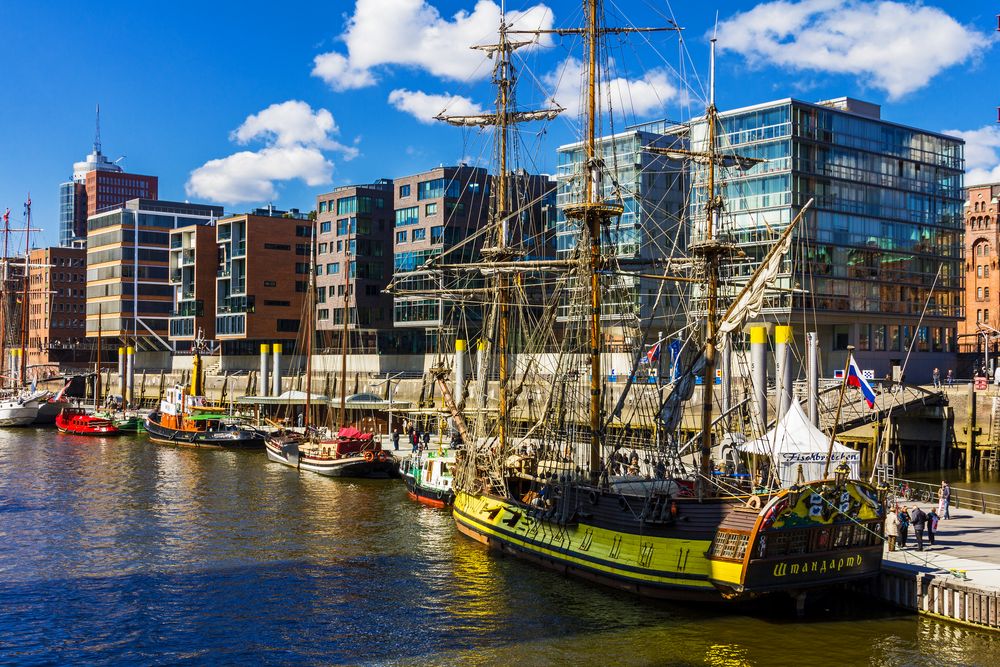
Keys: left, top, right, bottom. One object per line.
{"left": 265, "top": 426, "right": 397, "bottom": 478}
{"left": 55, "top": 407, "right": 121, "bottom": 436}
{"left": 400, "top": 447, "right": 457, "bottom": 508}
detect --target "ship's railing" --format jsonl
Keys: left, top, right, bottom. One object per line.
{"left": 895, "top": 478, "right": 1000, "bottom": 516}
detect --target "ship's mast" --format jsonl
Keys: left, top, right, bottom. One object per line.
{"left": 0, "top": 208, "right": 9, "bottom": 387}
{"left": 305, "top": 221, "right": 315, "bottom": 428}
{"left": 697, "top": 39, "right": 721, "bottom": 496}
{"left": 19, "top": 196, "right": 32, "bottom": 385}
{"left": 339, "top": 217, "right": 351, "bottom": 429}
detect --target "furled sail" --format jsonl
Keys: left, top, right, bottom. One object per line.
{"left": 716, "top": 199, "right": 813, "bottom": 348}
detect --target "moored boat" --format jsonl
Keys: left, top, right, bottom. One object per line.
{"left": 400, "top": 448, "right": 457, "bottom": 508}
{"left": 56, "top": 407, "right": 120, "bottom": 436}
{"left": 265, "top": 426, "right": 396, "bottom": 478}
{"left": 0, "top": 393, "right": 43, "bottom": 426}
{"left": 145, "top": 386, "right": 264, "bottom": 449}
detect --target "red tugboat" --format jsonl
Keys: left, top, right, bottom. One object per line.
{"left": 56, "top": 407, "right": 121, "bottom": 436}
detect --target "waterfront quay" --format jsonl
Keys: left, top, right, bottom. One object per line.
{"left": 861, "top": 505, "right": 1000, "bottom": 633}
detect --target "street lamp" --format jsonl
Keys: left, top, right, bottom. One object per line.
{"left": 834, "top": 460, "right": 851, "bottom": 487}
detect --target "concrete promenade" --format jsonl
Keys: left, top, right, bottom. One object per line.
{"left": 861, "top": 507, "right": 1000, "bottom": 631}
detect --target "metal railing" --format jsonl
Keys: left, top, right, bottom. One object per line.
{"left": 895, "top": 478, "right": 1000, "bottom": 516}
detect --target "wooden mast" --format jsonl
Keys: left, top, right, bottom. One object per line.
{"left": 584, "top": 0, "right": 603, "bottom": 484}
{"left": 96, "top": 304, "right": 102, "bottom": 409}
{"left": 339, "top": 216, "right": 351, "bottom": 429}
{"left": 697, "top": 39, "right": 721, "bottom": 496}
{"left": 305, "top": 220, "right": 315, "bottom": 428}
{"left": 495, "top": 11, "right": 512, "bottom": 454}
{"left": 19, "top": 196, "right": 32, "bottom": 385}
{"left": 0, "top": 208, "right": 9, "bottom": 387}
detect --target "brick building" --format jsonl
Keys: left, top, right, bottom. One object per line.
{"left": 960, "top": 182, "right": 1000, "bottom": 359}
{"left": 168, "top": 225, "right": 218, "bottom": 342}
{"left": 25, "top": 246, "right": 89, "bottom": 371}
{"left": 214, "top": 212, "right": 311, "bottom": 355}
{"left": 315, "top": 180, "right": 394, "bottom": 353}
{"left": 59, "top": 119, "right": 157, "bottom": 246}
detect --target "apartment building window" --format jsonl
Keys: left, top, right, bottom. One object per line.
{"left": 328, "top": 262, "right": 340, "bottom": 274}
{"left": 987, "top": 309, "right": 991, "bottom": 323}
{"left": 987, "top": 288, "right": 991, "bottom": 300}
{"left": 395, "top": 206, "right": 419, "bottom": 227}
{"left": 425, "top": 202, "right": 438, "bottom": 216}
{"left": 318, "top": 309, "right": 330, "bottom": 320}
{"left": 319, "top": 243, "right": 328, "bottom": 254}
{"left": 978, "top": 265, "right": 984, "bottom": 278}
{"left": 412, "top": 228, "right": 426, "bottom": 241}
{"left": 396, "top": 231, "right": 407, "bottom": 243}
{"left": 399, "top": 184, "right": 411, "bottom": 198}
{"left": 316, "top": 265, "right": 323, "bottom": 275}
{"left": 320, "top": 221, "right": 331, "bottom": 234}
{"left": 979, "top": 287, "right": 984, "bottom": 300}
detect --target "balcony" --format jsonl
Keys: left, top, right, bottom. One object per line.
{"left": 170, "top": 236, "right": 183, "bottom": 249}
{"left": 218, "top": 295, "right": 255, "bottom": 314}
{"left": 181, "top": 249, "right": 196, "bottom": 265}
{"left": 233, "top": 240, "right": 247, "bottom": 257}
{"left": 218, "top": 227, "right": 232, "bottom": 241}
{"left": 180, "top": 289, "right": 195, "bottom": 300}
{"left": 232, "top": 280, "right": 246, "bottom": 295}
{"left": 169, "top": 270, "right": 182, "bottom": 284}
{"left": 217, "top": 266, "right": 231, "bottom": 278}
{"left": 171, "top": 300, "right": 203, "bottom": 317}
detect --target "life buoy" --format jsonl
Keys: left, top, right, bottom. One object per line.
{"left": 436, "top": 490, "right": 444, "bottom": 500}
{"left": 588, "top": 490, "right": 599, "bottom": 505}
{"left": 364, "top": 451, "right": 375, "bottom": 462}
{"left": 746, "top": 495, "right": 762, "bottom": 510}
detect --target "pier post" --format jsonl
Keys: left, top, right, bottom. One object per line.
{"left": 775, "top": 325, "right": 793, "bottom": 422}
{"left": 721, "top": 341, "right": 732, "bottom": 416}
{"left": 125, "top": 346, "right": 134, "bottom": 407}
{"left": 967, "top": 382, "right": 976, "bottom": 473}
{"left": 807, "top": 331, "right": 819, "bottom": 426}
{"left": 454, "top": 339, "right": 466, "bottom": 408}
{"left": 271, "top": 343, "right": 282, "bottom": 397}
{"left": 117, "top": 347, "right": 125, "bottom": 396}
{"left": 259, "top": 344, "right": 269, "bottom": 398}
{"left": 750, "top": 325, "right": 768, "bottom": 432}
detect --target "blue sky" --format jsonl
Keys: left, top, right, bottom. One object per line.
{"left": 1, "top": 0, "right": 997, "bottom": 247}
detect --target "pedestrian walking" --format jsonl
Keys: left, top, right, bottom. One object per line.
{"left": 422, "top": 429, "right": 431, "bottom": 450}
{"left": 910, "top": 506, "right": 927, "bottom": 551}
{"left": 927, "top": 508, "right": 939, "bottom": 546}
{"left": 932, "top": 367, "right": 940, "bottom": 388}
{"left": 885, "top": 508, "right": 899, "bottom": 551}
{"left": 938, "top": 480, "right": 951, "bottom": 519}
{"left": 391, "top": 428, "right": 400, "bottom": 451}
{"left": 410, "top": 427, "right": 419, "bottom": 454}
{"left": 897, "top": 507, "right": 910, "bottom": 549}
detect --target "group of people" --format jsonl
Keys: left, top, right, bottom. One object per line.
{"left": 885, "top": 480, "right": 951, "bottom": 552}
{"left": 930, "top": 368, "right": 954, "bottom": 388}
{"left": 886, "top": 505, "right": 939, "bottom": 551}
{"left": 390, "top": 419, "right": 430, "bottom": 453}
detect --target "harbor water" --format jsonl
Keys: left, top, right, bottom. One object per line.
{"left": 1, "top": 430, "right": 998, "bottom": 666}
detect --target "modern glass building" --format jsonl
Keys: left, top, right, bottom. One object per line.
{"left": 555, "top": 122, "right": 688, "bottom": 328}
{"left": 688, "top": 96, "right": 964, "bottom": 377}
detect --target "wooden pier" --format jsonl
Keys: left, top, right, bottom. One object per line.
{"left": 854, "top": 508, "right": 1000, "bottom": 632}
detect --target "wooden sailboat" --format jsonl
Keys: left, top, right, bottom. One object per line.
{"left": 0, "top": 199, "right": 47, "bottom": 426}
{"left": 264, "top": 216, "right": 395, "bottom": 477}
{"left": 416, "top": 2, "right": 886, "bottom": 605}
{"left": 56, "top": 305, "right": 121, "bottom": 436}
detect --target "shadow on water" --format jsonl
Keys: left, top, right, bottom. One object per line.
{"left": 0, "top": 431, "right": 997, "bottom": 665}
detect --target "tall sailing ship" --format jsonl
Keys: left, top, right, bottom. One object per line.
{"left": 397, "top": 1, "right": 886, "bottom": 605}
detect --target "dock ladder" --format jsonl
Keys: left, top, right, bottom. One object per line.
{"left": 985, "top": 397, "right": 1000, "bottom": 472}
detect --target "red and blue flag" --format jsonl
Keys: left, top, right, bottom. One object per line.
{"left": 646, "top": 342, "right": 661, "bottom": 365}
{"left": 846, "top": 358, "right": 876, "bottom": 409}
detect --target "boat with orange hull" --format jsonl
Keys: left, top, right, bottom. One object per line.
{"left": 56, "top": 407, "right": 120, "bottom": 436}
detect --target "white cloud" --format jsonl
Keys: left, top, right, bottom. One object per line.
{"left": 388, "top": 88, "right": 484, "bottom": 123}
{"left": 943, "top": 125, "right": 1000, "bottom": 186}
{"left": 186, "top": 100, "right": 357, "bottom": 204}
{"left": 312, "top": 0, "right": 554, "bottom": 91}
{"left": 544, "top": 57, "right": 678, "bottom": 118}
{"left": 716, "top": 0, "right": 992, "bottom": 100}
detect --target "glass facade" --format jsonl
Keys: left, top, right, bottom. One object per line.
{"left": 555, "top": 126, "right": 688, "bottom": 321}
{"left": 688, "top": 98, "right": 964, "bottom": 353}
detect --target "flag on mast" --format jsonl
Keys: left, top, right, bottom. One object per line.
{"left": 646, "top": 342, "right": 661, "bottom": 365}
{"left": 846, "top": 357, "right": 877, "bottom": 409}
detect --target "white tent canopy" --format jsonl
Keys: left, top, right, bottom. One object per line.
{"left": 736, "top": 400, "right": 860, "bottom": 487}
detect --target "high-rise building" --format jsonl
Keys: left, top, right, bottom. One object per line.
{"left": 315, "top": 180, "right": 395, "bottom": 353}
{"left": 86, "top": 199, "right": 223, "bottom": 349}
{"left": 689, "top": 96, "right": 964, "bottom": 377}
{"left": 59, "top": 109, "right": 158, "bottom": 246}
{"left": 555, "top": 123, "right": 688, "bottom": 326}
{"left": 25, "top": 247, "right": 89, "bottom": 370}
{"left": 959, "top": 182, "right": 1000, "bottom": 359}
